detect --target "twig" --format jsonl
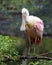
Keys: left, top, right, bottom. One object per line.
{"left": 40, "top": 51, "right": 52, "bottom": 56}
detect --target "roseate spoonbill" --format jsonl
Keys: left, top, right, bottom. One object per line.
{"left": 20, "top": 8, "right": 44, "bottom": 55}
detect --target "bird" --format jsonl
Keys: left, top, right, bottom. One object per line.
{"left": 20, "top": 8, "right": 44, "bottom": 54}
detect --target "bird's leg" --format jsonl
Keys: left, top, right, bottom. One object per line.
{"left": 33, "top": 37, "right": 37, "bottom": 55}
{"left": 32, "top": 42, "right": 35, "bottom": 56}
{"left": 28, "top": 37, "right": 31, "bottom": 56}
{"left": 34, "top": 44, "right": 35, "bottom": 56}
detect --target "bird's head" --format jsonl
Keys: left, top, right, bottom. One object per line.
{"left": 22, "top": 8, "right": 29, "bottom": 18}
{"left": 20, "top": 8, "right": 29, "bottom": 31}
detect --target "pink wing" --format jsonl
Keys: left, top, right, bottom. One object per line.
{"left": 34, "top": 19, "right": 44, "bottom": 41}
{"left": 34, "top": 19, "right": 44, "bottom": 32}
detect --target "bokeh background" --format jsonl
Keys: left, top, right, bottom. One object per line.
{"left": 0, "top": 0, "right": 52, "bottom": 65}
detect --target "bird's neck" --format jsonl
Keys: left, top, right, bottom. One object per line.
{"left": 26, "top": 15, "right": 29, "bottom": 21}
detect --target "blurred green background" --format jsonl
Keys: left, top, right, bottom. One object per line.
{"left": 0, "top": 0, "right": 52, "bottom": 65}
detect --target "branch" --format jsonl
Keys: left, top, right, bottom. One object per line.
{"left": 20, "top": 56, "right": 52, "bottom": 60}
{"left": 1, "top": 55, "right": 52, "bottom": 62}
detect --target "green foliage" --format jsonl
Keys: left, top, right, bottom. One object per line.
{"left": 0, "top": 0, "right": 52, "bottom": 14}
{"left": 34, "top": 37, "right": 52, "bottom": 55}
{"left": 0, "top": 35, "right": 26, "bottom": 62}
{"left": 28, "top": 60, "right": 52, "bottom": 65}
{"left": 0, "top": 35, "right": 52, "bottom": 65}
